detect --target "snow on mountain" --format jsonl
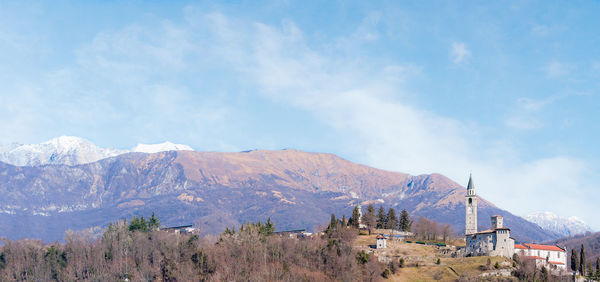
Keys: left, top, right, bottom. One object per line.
{"left": 132, "top": 142, "right": 193, "bottom": 153}
{"left": 525, "top": 211, "right": 593, "bottom": 238}
{"left": 0, "top": 136, "right": 194, "bottom": 166}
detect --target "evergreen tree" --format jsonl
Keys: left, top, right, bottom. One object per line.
{"left": 129, "top": 216, "right": 149, "bottom": 232}
{"left": 328, "top": 213, "right": 337, "bottom": 231}
{"left": 571, "top": 249, "right": 579, "bottom": 273}
{"left": 349, "top": 206, "right": 361, "bottom": 228}
{"left": 540, "top": 266, "right": 548, "bottom": 282}
{"left": 399, "top": 209, "right": 411, "bottom": 232}
{"left": 385, "top": 208, "right": 398, "bottom": 230}
{"left": 149, "top": 212, "right": 160, "bottom": 231}
{"left": 376, "top": 206, "right": 386, "bottom": 229}
{"left": 580, "top": 244, "right": 586, "bottom": 275}
{"left": 596, "top": 257, "right": 600, "bottom": 278}
{"left": 362, "top": 204, "right": 376, "bottom": 234}
{"left": 341, "top": 215, "right": 347, "bottom": 227}
{"left": 264, "top": 218, "right": 275, "bottom": 235}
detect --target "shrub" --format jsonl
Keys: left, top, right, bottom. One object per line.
{"left": 382, "top": 268, "right": 391, "bottom": 278}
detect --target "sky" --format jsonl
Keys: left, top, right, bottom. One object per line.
{"left": 1, "top": 1, "right": 599, "bottom": 229}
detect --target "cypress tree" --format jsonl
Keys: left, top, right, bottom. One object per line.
{"left": 596, "top": 257, "right": 599, "bottom": 277}
{"left": 571, "top": 249, "right": 579, "bottom": 273}
{"left": 580, "top": 244, "right": 585, "bottom": 275}
{"left": 341, "top": 215, "right": 347, "bottom": 227}
{"left": 386, "top": 208, "right": 398, "bottom": 230}
{"left": 376, "top": 206, "right": 386, "bottom": 229}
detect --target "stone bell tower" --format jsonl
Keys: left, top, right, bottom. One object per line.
{"left": 465, "top": 174, "right": 478, "bottom": 235}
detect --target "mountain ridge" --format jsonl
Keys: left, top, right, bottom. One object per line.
{"left": 525, "top": 211, "right": 593, "bottom": 238}
{"left": 0, "top": 136, "right": 193, "bottom": 166}
{"left": 0, "top": 149, "right": 553, "bottom": 243}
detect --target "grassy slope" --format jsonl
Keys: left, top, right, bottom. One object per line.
{"left": 354, "top": 233, "right": 515, "bottom": 281}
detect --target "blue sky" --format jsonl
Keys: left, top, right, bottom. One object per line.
{"left": 1, "top": 1, "right": 599, "bottom": 228}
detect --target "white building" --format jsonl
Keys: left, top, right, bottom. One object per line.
{"left": 514, "top": 243, "right": 568, "bottom": 271}
{"left": 376, "top": 234, "right": 387, "bottom": 249}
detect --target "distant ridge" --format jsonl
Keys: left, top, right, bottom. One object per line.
{"left": 525, "top": 211, "right": 593, "bottom": 237}
{"left": 0, "top": 136, "right": 193, "bottom": 166}
{"left": 0, "top": 149, "right": 554, "bottom": 242}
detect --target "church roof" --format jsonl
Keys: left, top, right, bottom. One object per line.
{"left": 523, "top": 243, "right": 565, "bottom": 252}
{"left": 376, "top": 234, "right": 386, "bottom": 239}
{"left": 467, "top": 174, "right": 474, "bottom": 190}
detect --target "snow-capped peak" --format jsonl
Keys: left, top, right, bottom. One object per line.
{"left": 132, "top": 142, "right": 193, "bottom": 153}
{"left": 525, "top": 211, "right": 593, "bottom": 238}
{"left": 0, "top": 137, "right": 194, "bottom": 166}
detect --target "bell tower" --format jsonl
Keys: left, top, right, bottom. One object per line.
{"left": 465, "top": 174, "right": 477, "bottom": 235}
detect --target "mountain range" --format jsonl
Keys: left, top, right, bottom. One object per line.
{"left": 0, "top": 136, "right": 192, "bottom": 166}
{"left": 0, "top": 137, "right": 573, "bottom": 243}
{"left": 525, "top": 211, "right": 593, "bottom": 238}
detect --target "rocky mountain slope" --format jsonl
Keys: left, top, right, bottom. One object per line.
{"left": 0, "top": 149, "right": 554, "bottom": 243}
{"left": 525, "top": 211, "right": 593, "bottom": 238}
{"left": 0, "top": 136, "right": 192, "bottom": 166}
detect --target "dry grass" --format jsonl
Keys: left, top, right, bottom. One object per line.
{"left": 353, "top": 233, "right": 515, "bottom": 281}
{"left": 389, "top": 256, "right": 514, "bottom": 281}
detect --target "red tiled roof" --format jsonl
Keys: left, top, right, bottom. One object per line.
{"left": 523, "top": 256, "right": 545, "bottom": 260}
{"left": 515, "top": 244, "right": 527, "bottom": 249}
{"left": 523, "top": 243, "right": 565, "bottom": 252}
{"left": 376, "top": 234, "right": 386, "bottom": 239}
{"left": 549, "top": 261, "right": 565, "bottom": 265}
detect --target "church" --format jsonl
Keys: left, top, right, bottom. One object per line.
{"left": 464, "top": 175, "right": 515, "bottom": 258}
{"left": 463, "top": 175, "right": 568, "bottom": 268}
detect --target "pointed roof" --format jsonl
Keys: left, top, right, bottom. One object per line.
{"left": 467, "top": 174, "right": 474, "bottom": 190}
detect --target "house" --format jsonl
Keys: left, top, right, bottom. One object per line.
{"left": 514, "top": 243, "right": 567, "bottom": 271}
{"left": 376, "top": 234, "right": 387, "bottom": 249}
{"left": 161, "top": 224, "right": 196, "bottom": 234}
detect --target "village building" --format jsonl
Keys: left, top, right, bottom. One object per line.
{"left": 160, "top": 224, "right": 196, "bottom": 234}
{"left": 514, "top": 243, "right": 567, "bottom": 271}
{"left": 376, "top": 234, "right": 387, "bottom": 249}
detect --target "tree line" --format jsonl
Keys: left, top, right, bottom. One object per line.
{"left": 345, "top": 204, "right": 412, "bottom": 235}
{"left": 571, "top": 244, "right": 600, "bottom": 279}
{"left": 0, "top": 214, "right": 386, "bottom": 281}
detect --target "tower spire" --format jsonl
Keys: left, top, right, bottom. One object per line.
{"left": 467, "top": 173, "right": 475, "bottom": 194}
{"left": 465, "top": 173, "right": 478, "bottom": 235}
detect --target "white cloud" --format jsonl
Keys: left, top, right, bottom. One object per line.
{"left": 544, "top": 61, "right": 571, "bottom": 78}
{"left": 504, "top": 97, "right": 553, "bottom": 130}
{"left": 193, "top": 13, "right": 597, "bottom": 228}
{"left": 1, "top": 9, "right": 597, "bottom": 228}
{"left": 531, "top": 24, "right": 550, "bottom": 36}
{"left": 450, "top": 42, "right": 471, "bottom": 64}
